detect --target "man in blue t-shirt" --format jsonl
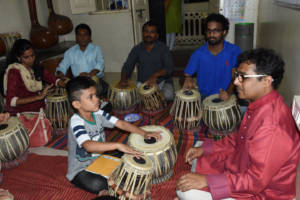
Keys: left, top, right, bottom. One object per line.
{"left": 183, "top": 13, "right": 241, "bottom": 101}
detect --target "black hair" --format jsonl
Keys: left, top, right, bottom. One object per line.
{"left": 75, "top": 23, "right": 92, "bottom": 36}
{"left": 237, "top": 48, "right": 285, "bottom": 89}
{"left": 204, "top": 13, "right": 229, "bottom": 32}
{"left": 66, "top": 76, "right": 96, "bottom": 111}
{"left": 1, "top": 39, "right": 43, "bottom": 95}
{"left": 142, "top": 21, "right": 159, "bottom": 34}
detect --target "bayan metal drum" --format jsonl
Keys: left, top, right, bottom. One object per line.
{"left": 108, "top": 154, "right": 153, "bottom": 200}
{"left": 0, "top": 117, "right": 29, "bottom": 162}
{"left": 108, "top": 80, "right": 139, "bottom": 114}
{"left": 170, "top": 89, "right": 202, "bottom": 131}
{"left": 128, "top": 125, "right": 177, "bottom": 184}
{"left": 46, "top": 87, "right": 72, "bottom": 135}
{"left": 203, "top": 94, "right": 241, "bottom": 135}
{"left": 138, "top": 83, "right": 166, "bottom": 115}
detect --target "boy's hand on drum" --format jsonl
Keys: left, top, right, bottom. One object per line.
{"left": 144, "top": 131, "right": 162, "bottom": 141}
{"left": 219, "top": 88, "right": 229, "bottom": 101}
{"left": 117, "top": 80, "right": 129, "bottom": 89}
{"left": 185, "top": 147, "right": 203, "bottom": 165}
{"left": 0, "top": 113, "right": 10, "bottom": 123}
{"left": 117, "top": 143, "right": 143, "bottom": 156}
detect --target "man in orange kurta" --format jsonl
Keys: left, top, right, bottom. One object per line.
{"left": 176, "top": 48, "right": 300, "bottom": 200}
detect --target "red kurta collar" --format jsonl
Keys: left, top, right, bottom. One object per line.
{"left": 247, "top": 90, "right": 279, "bottom": 111}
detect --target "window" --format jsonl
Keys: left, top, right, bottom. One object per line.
{"left": 96, "top": 0, "right": 129, "bottom": 11}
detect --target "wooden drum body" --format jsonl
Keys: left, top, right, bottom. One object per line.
{"left": 128, "top": 125, "right": 177, "bottom": 184}
{"left": 46, "top": 87, "right": 72, "bottom": 134}
{"left": 108, "top": 80, "right": 138, "bottom": 114}
{"left": 138, "top": 83, "right": 166, "bottom": 115}
{"left": 0, "top": 117, "right": 29, "bottom": 162}
{"left": 203, "top": 94, "right": 241, "bottom": 135}
{"left": 170, "top": 89, "right": 202, "bottom": 131}
{"left": 109, "top": 154, "right": 153, "bottom": 200}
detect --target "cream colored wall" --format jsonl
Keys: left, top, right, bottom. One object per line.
{"left": 54, "top": 0, "right": 135, "bottom": 73}
{"left": 0, "top": 0, "right": 48, "bottom": 39}
{"left": 0, "top": 0, "right": 135, "bottom": 73}
{"left": 258, "top": 0, "right": 300, "bottom": 105}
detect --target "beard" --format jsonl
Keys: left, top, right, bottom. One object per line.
{"left": 207, "top": 36, "right": 224, "bottom": 46}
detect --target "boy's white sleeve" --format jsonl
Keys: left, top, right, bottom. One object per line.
{"left": 70, "top": 115, "right": 90, "bottom": 147}
{"left": 95, "top": 109, "right": 118, "bottom": 128}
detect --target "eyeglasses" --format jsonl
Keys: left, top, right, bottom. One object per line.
{"left": 206, "top": 29, "right": 223, "bottom": 34}
{"left": 233, "top": 71, "right": 268, "bottom": 82}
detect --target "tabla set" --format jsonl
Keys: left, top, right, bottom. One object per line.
{"left": 108, "top": 81, "right": 167, "bottom": 115}
{"left": 108, "top": 80, "right": 139, "bottom": 114}
{"left": 0, "top": 117, "right": 29, "bottom": 164}
{"left": 45, "top": 86, "right": 72, "bottom": 136}
{"left": 109, "top": 125, "right": 177, "bottom": 200}
{"left": 170, "top": 89, "right": 241, "bottom": 138}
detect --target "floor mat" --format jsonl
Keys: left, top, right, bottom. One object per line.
{"left": 44, "top": 106, "right": 206, "bottom": 199}
{"left": 1, "top": 154, "right": 97, "bottom": 200}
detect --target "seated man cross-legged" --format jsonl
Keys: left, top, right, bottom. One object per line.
{"left": 118, "top": 21, "right": 175, "bottom": 101}
{"left": 176, "top": 48, "right": 300, "bottom": 200}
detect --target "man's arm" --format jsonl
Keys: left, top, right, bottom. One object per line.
{"left": 91, "top": 46, "right": 104, "bottom": 77}
{"left": 145, "top": 68, "right": 168, "bottom": 86}
{"left": 118, "top": 47, "right": 139, "bottom": 88}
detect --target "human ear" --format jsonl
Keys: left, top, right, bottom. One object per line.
{"left": 72, "top": 100, "right": 81, "bottom": 110}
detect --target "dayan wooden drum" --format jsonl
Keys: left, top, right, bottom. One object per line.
{"left": 202, "top": 94, "right": 242, "bottom": 135}
{"left": 108, "top": 154, "right": 153, "bottom": 200}
{"left": 46, "top": 87, "right": 72, "bottom": 134}
{"left": 0, "top": 117, "right": 29, "bottom": 162}
{"left": 170, "top": 89, "right": 202, "bottom": 131}
{"left": 138, "top": 83, "right": 167, "bottom": 115}
{"left": 108, "top": 80, "right": 139, "bottom": 114}
{"left": 128, "top": 125, "right": 177, "bottom": 184}
{"left": 91, "top": 75, "right": 103, "bottom": 96}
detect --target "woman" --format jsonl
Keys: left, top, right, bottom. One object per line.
{"left": 3, "top": 39, "right": 65, "bottom": 115}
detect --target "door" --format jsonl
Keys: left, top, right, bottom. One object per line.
{"left": 131, "top": 0, "right": 149, "bottom": 45}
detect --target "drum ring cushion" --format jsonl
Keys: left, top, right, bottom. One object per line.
{"left": 1, "top": 150, "right": 29, "bottom": 169}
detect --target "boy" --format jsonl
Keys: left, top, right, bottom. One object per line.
{"left": 66, "top": 76, "right": 160, "bottom": 196}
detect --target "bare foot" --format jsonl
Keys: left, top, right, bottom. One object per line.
{"left": 174, "top": 197, "right": 179, "bottom": 200}
{"left": 98, "top": 190, "right": 109, "bottom": 196}
{"left": 0, "top": 188, "right": 14, "bottom": 200}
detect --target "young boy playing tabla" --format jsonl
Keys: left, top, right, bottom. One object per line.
{"left": 65, "top": 76, "right": 161, "bottom": 196}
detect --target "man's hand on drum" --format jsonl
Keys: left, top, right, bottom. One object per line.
{"left": 0, "top": 113, "right": 10, "bottom": 123}
{"left": 117, "top": 143, "right": 143, "bottom": 157}
{"left": 79, "top": 72, "right": 89, "bottom": 77}
{"left": 144, "top": 131, "right": 162, "bottom": 141}
{"left": 39, "top": 84, "right": 54, "bottom": 100}
{"left": 117, "top": 79, "right": 129, "bottom": 89}
{"left": 176, "top": 173, "right": 207, "bottom": 192}
{"left": 185, "top": 147, "right": 203, "bottom": 165}
{"left": 219, "top": 88, "right": 229, "bottom": 101}
{"left": 57, "top": 79, "right": 66, "bottom": 88}
{"left": 145, "top": 75, "right": 157, "bottom": 87}
{"left": 183, "top": 75, "right": 198, "bottom": 90}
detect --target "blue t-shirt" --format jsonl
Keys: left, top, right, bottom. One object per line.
{"left": 184, "top": 41, "right": 241, "bottom": 96}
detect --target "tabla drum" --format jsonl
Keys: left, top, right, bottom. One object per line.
{"left": 0, "top": 117, "right": 29, "bottom": 162}
{"left": 170, "top": 89, "right": 202, "bottom": 131}
{"left": 91, "top": 75, "right": 103, "bottom": 96}
{"left": 202, "top": 94, "right": 242, "bottom": 135}
{"left": 108, "top": 154, "right": 153, "bottom": 200}
{"left": 128, "top": 125, "right": 177, "bottom": 184}
{"left": 108, "top": 80, "right": 139, "bottom": 114}
{"left": 138, "top": 83, "right": 167, "bottom": 115}
{"left": 46, "top": 87, "right": 72, "bottom": 135}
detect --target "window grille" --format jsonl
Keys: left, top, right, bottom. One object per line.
{"left": 96, "top": 0, "right": 129, "bottom": 11}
